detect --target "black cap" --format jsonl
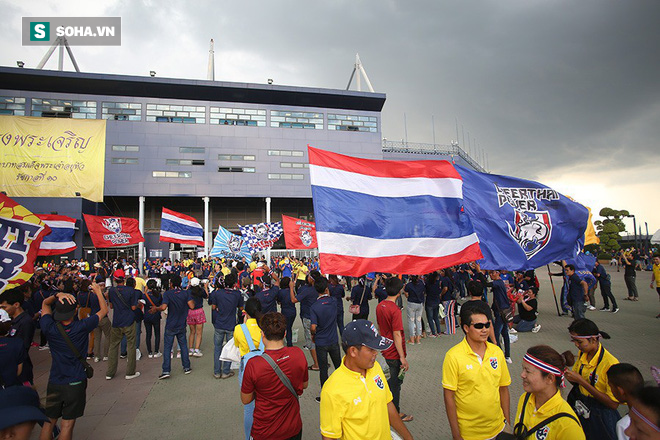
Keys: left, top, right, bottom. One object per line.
{"left": 342, "top": 319, "right": 393, "bottom": 351}
{"left": 0, "top": 386, "right": 48, "bottom": 430}
{"left": 53, "top": 298, "right": 77, "bottom": 321}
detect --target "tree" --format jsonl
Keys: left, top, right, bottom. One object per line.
{"left": 594, "top": 207, "right": 629, "bottom": 255}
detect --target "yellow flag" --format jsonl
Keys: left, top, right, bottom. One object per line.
{"left": 584, "top": 207, "right": 600, "bottom": 245}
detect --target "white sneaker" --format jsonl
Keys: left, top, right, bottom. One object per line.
{"left": 193, "top": 350, "right": 203, "bottom": 358}
{"left": 148, "top": 353, "right": 154, "bottom": 359}
{"left": 125, "top": 372, "right": 141, "bottom": 380}
{"left": 136, "top": 349, "right": 142, "bottom": 361}
{"left": 508, "top": 328, "right": 518, "bottom": 334}
{"left": 102, "top": 357, "right": 108, "bottom": 361}
{"left": 153, "top": 352, "right": 163, "bottom": 358}
{"left": 506, "top": 357, "right": 513, "bottom": 364}
{"left": 94, "top": 357, "right": 101, "bottom": 363}
{"left": 532, "top": 324, "right": 541, "bottom": 333}
{"left": 587, "top": 305, "right": 596, "bottom": 311}
{"left": 176, "top": 351, "right": 181, "bottom": 359}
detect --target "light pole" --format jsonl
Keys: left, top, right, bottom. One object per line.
{"left": 626, "top": 214, "right": 637, "bottom": 249}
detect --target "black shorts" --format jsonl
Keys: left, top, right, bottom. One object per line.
{"left": 45, "top": 381, "right": 87, "bottom": 420}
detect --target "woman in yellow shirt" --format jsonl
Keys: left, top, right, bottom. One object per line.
{"left": 233, "top": 297, "right": 263, "bottom": 440}
{"left": 565, "top": 318, "right": 620, "bottom": 440}
{"left": 514, "top": 345, "right": 585, "bottom": 439}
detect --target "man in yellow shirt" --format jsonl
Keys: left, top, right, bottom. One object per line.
{"left": 442, "top": 300, "right": 511, "bottom": 440}
{"left": 320, "top": 320, "right": 413, "bottom": 440}
{"left": 650, "top": 254, "right": 660, "bottom": 318}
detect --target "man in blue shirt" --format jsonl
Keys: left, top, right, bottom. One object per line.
{"left": 254, "top": 274, "right": 279, "bottom": 314}
{"left": 289, "top": 271, "right": 320, "bottom": 370}
{"left": 38, "top": 282, "right": 107, "bottom": 440}
{"left": 150, "top": 275, "right": 193, "bottom": 379}
{"left": 593, "top": 261, "right": 618, "bottom": 313}
{"left": 565, "top": 264, "right": 588, "bottom": 320}
{"left": 209, "top": 273, "right": 243, "bottom": 379}
{"left": 310, "top": 276, "right": 341, "bottom": 402}
{"left": 0, "top": 286, "right": 35, "bottom": 385}
{"left": 488, "top": 270, "right": 511, "bottom": 364}
{"left": 105, "top": 270, "right": 140, "bottom": 380}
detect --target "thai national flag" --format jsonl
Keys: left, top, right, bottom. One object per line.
{"left": 160, "top": 208, "right": 205, "bottom": 247}
{"left": 36, "top": 214, "right": 77, "bottom": 256}
{"left": 308, "top": 146, "right": 483, "bottom": 276}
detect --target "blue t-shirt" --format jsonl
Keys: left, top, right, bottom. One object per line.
{"left": 0, "top": 336, "right": 26, "bottom": 387}
{"left": 208, "top": 288, "right": 243, "bottom": 331}
{"left": 40, "top": 314, "right": 99, "bottom": 384}
{"left": 500, "top": 272, "right": 514, "bottom": 287}
{"left": 515, "top": 280, "right": 530, "bottom": 292}
{"left": 276, "top": 288, "right": 296, "bottom": 317}
{"left": 142, "top": 291, "right": 163, "bottom": 323}
{"left": 350, "top": 284, "right": 372, "bottom": 315}
{"left": 374, "top": 286, "right": 388, "bottom": 303}
{"left": 491, "top": 279, "right": 509, "bottom": 312}
{"left": 163, "top": 288, "right": 191, "bottom": 331}
{"left": 404, "top": 281, "right": 425, "bottom": 304}
{"left": 255, "top": 286, "right": 279, "bottom": 314}
{"left": 440, "top": 277, "right": 455, "bottom": 302}
{"left": 425, "top": 279, "right": 442, "bottom": 306}
{"left": 189, "top": 289, "right": 208, "bottom": 310}
{"left": 108, "top": 286, "right": 137, "bottom": 328}
{"left": 281, "top": 263, "right": 292, "bottom": 278}
{"left": 310, "top": 296, "right": 339, "bottom": 346}
{"left": 296, "top": 285, "right": 318, "bottom": 319}
{"left": 594, "top": 264, "right": 610, "bottom": 287}
{"left": 328, "top": 284, "right": 345, "bottom": 312}
{"left": 568, "top": 273, "right": 585, "bottom": 304}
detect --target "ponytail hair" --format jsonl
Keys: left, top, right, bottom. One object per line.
{"left": 568, "top": 318, "right": 611, "bottom": 340}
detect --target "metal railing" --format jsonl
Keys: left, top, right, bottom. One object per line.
{"left": 382, "top": 140, "right": 486, "bottom": 173}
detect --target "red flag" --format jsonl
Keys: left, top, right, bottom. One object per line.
{"left": 83, "top": 214, "right": 144, "bottom": 248}
{"left": 0, "top": 194, "right": 51, "bottom": 293}
{"left": 282, "top": 215, "right": 317, "bottom": 249}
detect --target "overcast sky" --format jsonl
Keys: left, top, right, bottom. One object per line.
{"left": 2, "top": 0, "right": 659, "bottom": 237}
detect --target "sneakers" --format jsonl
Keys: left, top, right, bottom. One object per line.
{"left": 153, "top": 352, "right": 163, "bottom": 358}
{"left": 213, "top": 373, "right": 222, "bottom": 379}
{"left": 532, "top": 324, "right": 541, "bottom": 333}
{"left": 94, "top": 357, "right": 101, "bottom": 363}
{"left": 506, "top": 357, "right": 513, "bottom": 364}
{"left": 38, "top": 344, "right": 49, "bottom": 351}
{"left": 184, "top": 368, "right": 192, "bottom": 375}
{"left": 120, "top": 353, "right": 127, "bottom": 359}
{"left": 159, "top": 372, "right": 171, "bottom": 380}
{"left": 221, "top": 372, "right": 235, "bottom": 379}
{"left": 125, "top": 372, "right": 141, "bottom": 380}
{"left": 86, "top": 352, "right": 94, "bottom": 360}
{"left": 102, "top": 357, "right": 108, "bottom": 361}
{"left": 599, "top": 307, "right": 610, "bottom": 312}
{"left": 192, "top": 349, "right": 203, "bottom": 357}
{"left": 587, "top": 305, "right": 597, "bottom": 311}
{"left": 148, "top": 353, "right": 154, "bottom": 359}
{"left": 508, "top": 328, "right": 518, "bottom": 334}
{"left": 105, "top": 375, "right": 113, "bottom": 380}
{"left": 612, "top": 308, "right": 619, "bottom": 314}
{"left": 136, "top": 349, "right": 142, "bottom": 361}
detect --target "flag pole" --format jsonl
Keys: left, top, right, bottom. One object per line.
{"left": 546, "top": 264, "right": 561, "bottom": 317}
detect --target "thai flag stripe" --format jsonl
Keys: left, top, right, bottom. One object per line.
{"left": 308, "top": 146, "right": 482, "bottom": 276}
{"left": 312, "top": 186, "right": 473, "bottom": 239}
{"left": 160, "top": 208, "right": 204, "bottom": 246}
{"left": 36, "top": 215, "right": 76, "bottom": 255}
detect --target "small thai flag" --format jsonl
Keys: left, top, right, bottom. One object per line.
{"left": 37, "top": 215, "right": 77, "bottom": 256}
{"left": 160, "top": 208, "right": 205, "bottom": 247}
{"left": 308, "top": 146, "right": 483, "bottom": 276}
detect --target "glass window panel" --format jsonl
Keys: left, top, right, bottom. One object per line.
{"left": 243, "top": 155, "right": 255, "bottom": 161}
{"left": 111, "top": 158, "right": 126, "bottom": 164}
{"left": 218, "top": 154, "right": 231, "bottom": 160}
{"left": 125, "top": 158, "right": 138, "bottom": 164}
{"left": 112, "top": 145, "right": 126, "bottom": 151}
{"left": 292, "top": 151, "right": 304, "bottom": 157}
{"left": 280, "top": 162, "right": 292, "bottom": 168}
{"left": 268, "top": 174, "right": 279, "bottom": 179}
{"left": 244, "top": 167, "right": 255, "bottom": 173}
{"left": 268, "top": 151, "right": 280, "bottom": 156}
{"left": 292, "top": 174, "right": 304, "bottom": 180}
{"left": 280, "top": 174, "right": 292, "bottom": 180}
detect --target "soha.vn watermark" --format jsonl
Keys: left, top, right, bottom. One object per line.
{"left": 22, "top": 17, "right": 121, "bottom": 46}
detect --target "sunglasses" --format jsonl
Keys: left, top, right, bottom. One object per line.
{"left": 470, "top": 322, "right": 491, "bottom": 329}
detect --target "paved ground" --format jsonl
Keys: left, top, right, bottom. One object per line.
{"left": 28, "top": 266, "right": 660, "bottom": 439}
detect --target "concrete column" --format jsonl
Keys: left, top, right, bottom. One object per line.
{"left": 203, "top": 197, "right": 210, "bottom": 257}
{"left": 138, "top": 196, "right": 145, "bottom": 275}
{"left": 266, "top": 197, "right": 271, "bottom": 264}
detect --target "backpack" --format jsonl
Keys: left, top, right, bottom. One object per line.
{"left": 240, "top": 323, "right": 264, "bottom": 368}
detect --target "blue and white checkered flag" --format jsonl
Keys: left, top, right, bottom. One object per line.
{"left": 238, "top": 221, "right": 283, "bottom": 251}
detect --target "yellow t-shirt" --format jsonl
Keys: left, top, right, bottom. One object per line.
{"left": 320, "top": 357, "right": 393, "bottom": 440}
{"left": 233, "top": 318, "right": 262, "bottom": 357}
{"left": 653, "top": 263, "right": 660, "bottom": 286}
{"left": 221, "top": 266, "right": 231, "bottom": 276}
{"left": 442, "top": 338, "right": 512, "bottom": 440}
{"left": 133, "top": 276, "right": 147, "bottom": 293}
{"left": 572, "top": 344, "right": 619, "bottom": 401}
{"left": 249, "top": 261, "right": 257, "bottom": 271}
{"left": 514, "top": 391, "right": 585, "bottom": 440}
{"left": 296, "top": 264, "right": 309, "bottom": 281}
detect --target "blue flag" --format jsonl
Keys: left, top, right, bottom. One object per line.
{"left": 456, "top": 165, "right": 589, "bottom": 271}
{"left": 210, "top": 225, "right": 252, "bottom": 263}
{"left": 566, "top": 252, "right": 597, "bottom": 272}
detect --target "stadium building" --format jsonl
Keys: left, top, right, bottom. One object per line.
{"left": 0, "top": 65, "right": 484, "bottom": 263}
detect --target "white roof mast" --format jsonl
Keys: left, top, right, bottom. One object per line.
{"left": 346, "top": 53, "right": 374, "bottom": 92}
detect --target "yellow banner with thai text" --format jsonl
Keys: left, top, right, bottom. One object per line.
{"left": 0, "top": 115, "right": 106, "bottom": 202}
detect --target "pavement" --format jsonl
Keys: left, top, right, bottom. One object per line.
{"left": 28, "top": 266, "right": 660, "bottom": 439}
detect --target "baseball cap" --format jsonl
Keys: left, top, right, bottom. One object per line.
{"left": 113, "top": 269, "right": 125, "bottom": 279}
{"left": 53, "top": 298, "right": 78, "bottom": 322}
{"left": 190, "top": 277, "right": 200, "bottom": 287}
{"left": 0, "top": 386, "right": 48, "bottom": 430}
{"left": 342, "top": 319, "right": 393, "bottom": 351}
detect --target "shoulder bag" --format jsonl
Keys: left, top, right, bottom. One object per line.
{"left": 349, "top": 283, "right": 368, "bottom": 315}
{"left": 56, "top": 322, "right": 94, "bottom": 379}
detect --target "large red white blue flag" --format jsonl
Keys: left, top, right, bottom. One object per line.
{"left": 36, "top": 214, "right": 77, "bottom": 256}
{"left": 160, "top": 208, "right": 205, "bottom": 247}
{"left": 308, "top": 146, "right": 483, "bottom": 276}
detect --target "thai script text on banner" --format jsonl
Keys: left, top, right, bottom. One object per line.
{"left": 0, "top": 116, "right": 106, "bottom": 202}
